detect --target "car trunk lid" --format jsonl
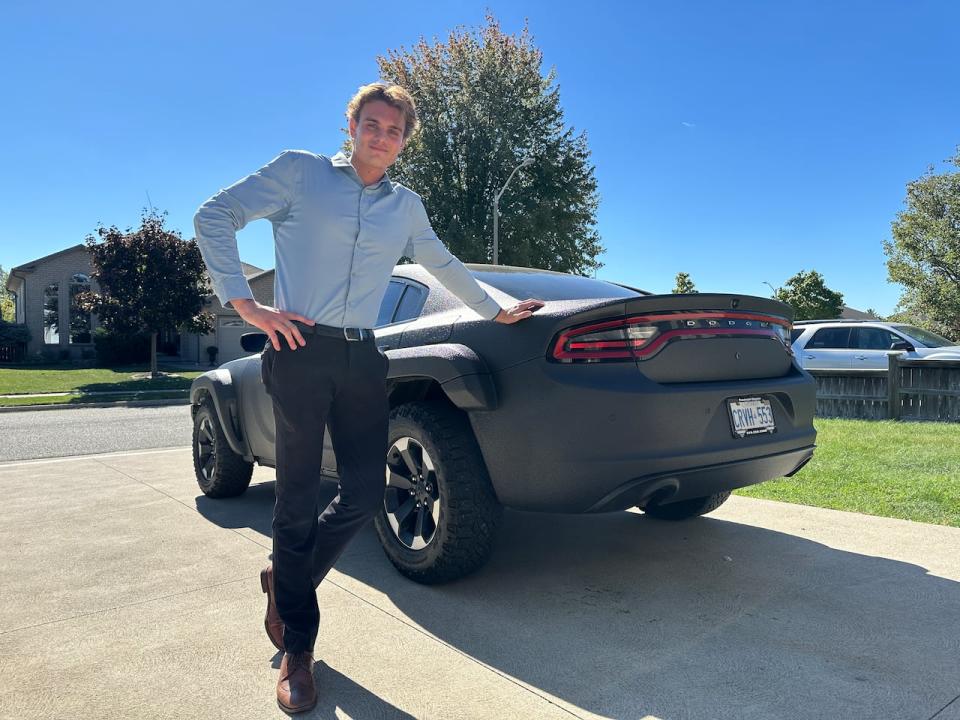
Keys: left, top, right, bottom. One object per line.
{"left": 549, "top": 294, "right": 795, "bottom": 382}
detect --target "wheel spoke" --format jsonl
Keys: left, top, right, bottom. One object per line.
{"left": 413, "top": 505, "right": 426, "bottom": 540}
{"left": 397, "top": 440, "right": 421, "bottom": 476}
{"left": 202, "top": 453, "right": 215, "bottom": 478}
{"left": 393, "top": 496, "right": 416, "bottom": 525}
{"left": 386, "top": 468, "right": 413, "bottom": 490}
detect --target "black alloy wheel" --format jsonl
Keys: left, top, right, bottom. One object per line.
{"left": 384, "top": 436, "right": 441, "bottom": 550}
{"left": 373, "top": 401, "right": 502, "bottom": 584}
{"left": 191, "top": 398, "right": 253, "bottom": 498}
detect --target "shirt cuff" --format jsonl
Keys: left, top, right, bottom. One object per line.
{"left": 471, "top": 295, "right": 503, "bottom": 321}
{"left": 213, "top": 276, "right": 255, "bottom": 308}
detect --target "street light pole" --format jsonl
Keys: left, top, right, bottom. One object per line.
{"left": 492, "top": 156, "right": 534, "bottom": 266}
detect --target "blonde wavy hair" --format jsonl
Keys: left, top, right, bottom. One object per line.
{"left": 346, "top": 82, "right": 419, "bottom": 140}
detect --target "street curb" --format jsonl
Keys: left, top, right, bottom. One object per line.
{"left": 0, "top": 398, "right": 192, "bottom": 413}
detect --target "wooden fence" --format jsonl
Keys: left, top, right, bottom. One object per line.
{"left": 0, "top": 343, "right": 25, "bottom": 364}
{"left": 807, "top": 356, "right": 960, "bottom": 422}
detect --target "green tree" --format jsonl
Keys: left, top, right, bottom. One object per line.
{"left": 0, "top": 266, "right": 14, "bottom": 322}
{"left": 374, "top": 15, "right": 603, "bottom": 275}
{"left": 672, "top": 272, "right": 698, "bottom": 294}
{"left": 78, "top": 211, "right": 214, "bottom": 376}
{"left": 773, "top": 270, "right": 844, "bottom": 321}
{"left": 883, "top": 149, "right": 960, "bottom": 341}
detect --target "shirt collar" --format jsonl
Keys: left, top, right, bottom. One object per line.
{"left": 331, "top": 151, "right": 395, "bottom": 192}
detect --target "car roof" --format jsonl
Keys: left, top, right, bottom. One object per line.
{"left": 794, "top": 319, "right": 874, "bottom": 325}
{"left": 391, "top": 262, "right": 652, "bottom": 294}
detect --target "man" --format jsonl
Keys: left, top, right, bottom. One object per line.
{"left": 194, "top": 82, "right": 543, "bottom": 714}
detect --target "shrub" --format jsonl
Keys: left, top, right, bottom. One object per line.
{"left": 0, "top": 321, "right": 30, "bottom": 345}
{"left": 93, "top": 327, "right": 151, "bottom": 365}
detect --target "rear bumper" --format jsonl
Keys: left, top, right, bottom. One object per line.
{"left": 469, "top": 359, "right": 817, "bottom": 513}
{"left": 585, "top": 445, "right": 814, "bottom": 512}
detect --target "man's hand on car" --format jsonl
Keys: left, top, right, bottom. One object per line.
{"left": 493, "top": 298, "right": 545, "bottom": 324}
{"left": 230, "top": 298, "right": 315, "bottom": 351}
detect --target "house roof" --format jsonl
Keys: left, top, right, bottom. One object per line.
{"left": 8, "top": 243, "right": 88, "bottom": 275}
{"left": 6, "top": 241, "right": 264, "bottom": 291}
{"left": 246, "top": 267, "right": 275, "bottom": 282}
{"left": 241, "top": 262, "right": 264, "bottom": 278}
{"left": 839, "top": 305, "right": 879, "bottom": 320}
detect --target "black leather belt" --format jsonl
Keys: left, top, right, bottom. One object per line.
{"left": 293, "top": 321, "right": 376, "bottom": 342}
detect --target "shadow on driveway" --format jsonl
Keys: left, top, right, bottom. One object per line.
{"left": 196, "top": 479, "right": 960, "bottom": 719}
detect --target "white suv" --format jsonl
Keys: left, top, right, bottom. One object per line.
{"left": 791, "top": 320, "right": 960, "bottom": 370}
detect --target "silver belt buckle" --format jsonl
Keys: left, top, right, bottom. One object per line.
{"left": 343, "top": 327, "right": 369, "bottom": 342}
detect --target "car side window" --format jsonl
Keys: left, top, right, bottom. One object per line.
{"left": 854, "top": 327, "right": 900, "bottom": 350}
{"left": 376, "top": 281, "right": 405, "bottom": 327}
{"left": 394, "top": 285, "right": 425, "bottom": 323}
{"left": 791, "top": 329, "right": 805, "bottom": 343}
{"left": 809, "top": 327, "right": 851, "bottom": 349}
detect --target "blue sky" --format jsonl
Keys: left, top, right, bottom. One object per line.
{"left": 2, "top": 0, "right": 957, "bottom": 315}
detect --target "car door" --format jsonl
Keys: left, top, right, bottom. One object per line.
{"left": 800, "top": 327, "right": 853, "bottom": 369}
{"left": 851, "top": 327, "right": 905, "bottom": 370}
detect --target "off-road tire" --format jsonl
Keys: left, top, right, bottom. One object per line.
{"left": 192, "top": 398, "right": 253, "bottom": 498}
{"left": 642, "top": 491, "right": 731, "bottom": 520}
{"left": 374, "top": 401, "right": 502, "bottom": 584}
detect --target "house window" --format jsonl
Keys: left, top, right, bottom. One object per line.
{"left": 69, "top": 273, "right": 92, "bottom": 344}
{"left": 43, "top": 282, "right": 60, "bottom": 344}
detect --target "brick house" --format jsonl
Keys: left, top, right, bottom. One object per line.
{"left": 5, "top": 244, "right": 265, "bottom": 363}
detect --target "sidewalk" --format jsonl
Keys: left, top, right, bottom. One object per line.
{"left": 1, "top": 448, "right": 958, "bottom": 719}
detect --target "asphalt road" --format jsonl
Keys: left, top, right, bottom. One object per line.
{"left": 0, "top": 405, "right": 192, "bottom": 461}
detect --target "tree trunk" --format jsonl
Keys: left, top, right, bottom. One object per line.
{"left": 150, "top": 331, "right": 158, "bottom": 378}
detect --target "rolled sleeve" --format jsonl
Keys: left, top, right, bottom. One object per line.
{"left": 193, "top": 150, "right": 301, "bottom": 306}
{"left": 404, "top": 196, "right": 502, "bottom": 321}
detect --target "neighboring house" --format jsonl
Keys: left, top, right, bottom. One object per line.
{"left": 839, "top": 306, "right": 879, "bottom": 320}
{"left": 183, "top": 266, "right": 273, "bottom": 364}
{"left": 5, "top": 245, "right": 99, "bottom": 360}
{"left": 4, "top": 243, "right": 264, "bottom": 363}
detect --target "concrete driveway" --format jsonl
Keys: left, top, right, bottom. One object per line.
{"left": 1, "top": 448, "right": 958, "bottom": 720}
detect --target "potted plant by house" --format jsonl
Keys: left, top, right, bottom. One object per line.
{"left": 206, "top": 345, "right": 219, "bottom": 367}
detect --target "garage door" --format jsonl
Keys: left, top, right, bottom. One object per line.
{"left": 217, "top": 317, "right": 257, "bottom": 363}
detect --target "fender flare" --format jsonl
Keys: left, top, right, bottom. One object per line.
{"left": 385, "top": 343, "right": 498, "bottom": 411}
{"left": 190, "top": 368, "right": 251, "bottom": 459}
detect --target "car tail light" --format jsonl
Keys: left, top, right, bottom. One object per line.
{"left": 550, "top": 312, "right": 791, "bottom": 363}
{"left": 551, "top": 318, "right": 659, "bottom": 361}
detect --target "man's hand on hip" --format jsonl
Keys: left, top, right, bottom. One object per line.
{"left": 493, "top": 299, "right": 545, "bottom": 324}
{"left": 230, "top": 298, "right": 315, "bottom": 351}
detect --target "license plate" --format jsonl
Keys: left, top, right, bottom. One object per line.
{"left": 727, "top": 396, "right": 776, "bottom": 438}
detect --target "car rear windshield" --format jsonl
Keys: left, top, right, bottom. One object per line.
{"left": 894, "top": 325, "right": 955, "bottom": 348}
{"left": 470, "top": 271, "right": 645, "bottom": 301}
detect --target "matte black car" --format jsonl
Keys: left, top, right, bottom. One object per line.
{"left": 190, "top": 264, "right": 817, "bottom": 583}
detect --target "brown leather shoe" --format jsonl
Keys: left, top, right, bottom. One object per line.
{"left": 276, "top": 651, "right": 317, "bottom": 714}
{"left": 260, "top": 565, "right": 285, "bottom": 651}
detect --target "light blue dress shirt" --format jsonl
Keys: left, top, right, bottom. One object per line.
{"left": 193, "top": 150, "right": 503, "bottom": 328}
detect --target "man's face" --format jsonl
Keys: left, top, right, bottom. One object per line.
{"left": 349, "top": 99, "right": 406, "bottom": 173}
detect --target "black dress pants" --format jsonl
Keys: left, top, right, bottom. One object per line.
{"left": 260, "top": 330, "right": 389, "bottom": 654}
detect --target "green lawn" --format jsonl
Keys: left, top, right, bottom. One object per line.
{"left": 736, "top": 418, "right": 960, "bottom": 528}
{"left": 0, "top": 364, "right": 204, "bottom": 395}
